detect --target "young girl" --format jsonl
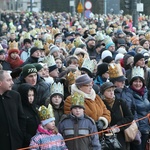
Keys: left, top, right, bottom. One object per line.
{"left": 18, "top": 83, "right": 40, "bottom": 147}
{"left": 30, "top": 104, "right": 68, "bottom": 150}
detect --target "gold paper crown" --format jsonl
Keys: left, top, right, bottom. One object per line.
{"left": 131, "top": 66, "right": 144, "bottom": 79}
{"left": 66, "top": 43, "right": 75, "bottom": 51}
{"left": 108, "top": 63, "right": 123, "bottom": 78}
{"left": 95, "top": 31, "right": 105, "bottom": 41}
{"left": 43, "top": 55, "right": 56, "bottom": 67}
{"left": 23, "top": 32, "right": 31, "bottom": 39}
{"left": 89, "top": 28, "right": 96, "bottom": 35}
{"left": 73, "top": 37, "right": 85, "bottom": 48}
{"left": 103, "top": 36, "right": 114, "bottom": 47}
{"left": 81, "top": 58, "right": 95, "bottom": 73}
{"left": 44, "top": 43, "right": 50, "bottom": 56}
{"left": 66, "top": 70, "right": 81, "bottom": 85}
{"left": 30, "top": 29, "right": 37, "bottom": 36}
{"left": 71, "top": 92, "right": 84, "bottom": 107}
{"left": 38, "top": 104, "right": 54, "bottom": 121}
{"left": 105, "top": 27, "right": 113, "bottom": 35}
{"left": 52, "top": 28, "right": 60, "bottom": 36}
{"left": 78, "top": 56, "right": 84, "bottom": 68}
{"left": 50, "top": 82, "right": 64, "bottom": 96}
{"left": 145, "top": 32, "right": 150, "bottom": 41}
{"left": 34, "top": 40, "right": 43, "bottom": 49}
{"left": 9, "top": 41, "right": 18, "bottom": 50}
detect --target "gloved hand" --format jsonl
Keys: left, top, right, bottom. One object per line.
{"left": 96, "top": 120, "right": 105, "bottom": 131}
{"left": 110, "top": 125, "right": 120, "bottom": 133}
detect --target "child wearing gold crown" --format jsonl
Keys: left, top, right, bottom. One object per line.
{"left": 58, "top": 92, "right": 101, "bottom": 150}
{"left": 30, "top": 104, "right": 68, "bottom": 150}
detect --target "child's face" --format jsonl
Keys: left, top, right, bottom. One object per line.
{"left": 51, "top": 95, "right": 62, "bottom": 107}
{"left": 71, "top": 107, "right": 84, "bottom": 117}
{"left": 44, "top": 120, "right": 55, "bottom": 130}
{"left": 28, "top": 90, "right": 34, "bottom": 104}
{"left": 10, "top": 52, "right": 18, "bottom": 60}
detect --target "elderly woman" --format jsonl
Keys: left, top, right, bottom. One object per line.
{"left": 64, "top": 74, "right": 111, "bottom": 131}
{"left": 121, "top": 66, "right": 150, "bottom": 150}
{"left": 100, "top": 82, "right": 134, "bottom": 150}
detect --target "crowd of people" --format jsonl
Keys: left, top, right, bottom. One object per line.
{"left": 0, "top": 10, "right": 150, "bottom": 150}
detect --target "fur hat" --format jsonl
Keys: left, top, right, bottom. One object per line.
{"left": 8, "top": 49, "right": 20, "bottom": 56}
{"left": 75, "top": 74, "right": 93, "bottom": 86}
{"left": 22, "top": 64, "right": 37, "bottom": 78}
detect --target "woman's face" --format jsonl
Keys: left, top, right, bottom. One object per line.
{"left": 103, "top": 87, "right": 115, "bottom": 99}
{"left": 79, "top": 81, "right": 93, "bottom": 94}
{"left": 132, "top": 78, "right": 143, "bottom": 90}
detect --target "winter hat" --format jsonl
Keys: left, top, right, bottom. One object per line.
{"left": 103, "top": 56, "right": 114, "bottom": 63}
{"left": 96, "top": 63, "right": 108, "bottom": 76}
{"left": 49, "top": 45, "right": 60, "bottom": 55}
{"left": 23, "top": 39, "right": 31, "bottom": 45}
{"left": 101, "top": 50, "right": 112, "bottom": 60}
{"left": 8, "top": 49, "right": 20, "bottom": 56}
{"left": 71, "top": 92, "right": 85, "bottom": 110}
{"left": 75, "top": 74, "right": 93, "bottom": 86}
{"left": 22, "top": 64, "right": 37, "bottom": 78}
{"left": 30, "top": 47, "right": 40, "bottom": 56}
{"left": 33, "top": 63, "right": 43, "bottom": 71}
{"left": 117, "top": 38, "right": 126, "bottom": 45}
{"left": 117, "top": 47, "right": 127, "bottom": 54}
{"left": 115, "top": 53, "right": 124, "bottom": 62}
{"left": 86, "top": 36, "right": 96, "bottom": 43}
{"left": 133, "top": 53, "right": 144, "bottom": 66}
{"left": 105, "top": 41, "right": 115, "bottom": 49}
{"left": 100, "top": 82, "right": 116, "bottom": 94}
{"left": 140, "top": 39, "right": 148, "bottom": 46}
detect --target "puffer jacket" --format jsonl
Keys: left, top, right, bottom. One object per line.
{"left": 58, "top": 114, "right": 101, "bottom": 150}
{"left": 30, "top": 125, "right": 68, "bottom": 150}
{"left": 121, "top": 86, "right": 150, "bottom": 134}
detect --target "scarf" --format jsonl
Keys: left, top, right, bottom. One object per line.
{"left": 71, "top": 84, "right": 96, "bottom": 101}
{"left": 103, "top": 97, "right": 115, "bottom": 108}
{"left": 130, "top": 85, "right": 145, "bottom": 96}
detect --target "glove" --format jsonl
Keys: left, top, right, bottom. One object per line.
{"left": 96, "top": 120, "right": 105, "bottom": 131}
{"left": 110, "top": 125, "right": 120, "bottom": 133}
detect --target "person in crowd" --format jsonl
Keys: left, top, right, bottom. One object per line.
{"left": 18, "top": 83, "right": 40, "bottom": 147}
{"left": 0, "top": 70, "right": 26, "bottom": 149}
{"left": 100, "top": 82, "right": 134, "bottom": 150}
{"left": 22, "top": 47, "right": 41, "bottom": 66}
{"left": 13, "top": 64, "right": 50, "bottom": 106}
{"left": 45, "top": 82, "right": 64, "bottom": 126}
{"left": 94, "top": 62, "right": 109, "bottom": 87}
{"left": 6, "top": 47, "right": 23, "bottom": 69}
{"left": 121, "top": 66, "right": 150, "bottom": 150}
{"left": 30, "top": 104, "right": 68, "bottom": 150}
{"left": 64, "top": 74, "right": 111, "bottom": 132}
{"left": 58, "top": 92, "right": 101, "bottom": 150}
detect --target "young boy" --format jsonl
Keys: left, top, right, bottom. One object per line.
{"left": 58, "top": 92, "right": 101, "bottom": 150}
{"left": 45, "top": 82, "right": 64, "bottom": 126}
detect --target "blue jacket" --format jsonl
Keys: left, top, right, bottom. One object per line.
{"left": 121, "top": 87, "right": 150, "bottom": 134}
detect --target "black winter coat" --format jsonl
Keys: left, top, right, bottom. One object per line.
{"left": 18, "top": 83, "right": 40, "bottom": 147}
{"left": 0, "top": 90, "right": 26, "bottom": 150}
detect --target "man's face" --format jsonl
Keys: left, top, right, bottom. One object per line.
{"left": 24, "top": 73, "right": 37, "bottom": 86}
{"left": 31, "top": 50, "right": 41, "bottom": 58}
{"left": 87, "top": 40, "right": 96, "bottom": 47}
{"left": 24, "top": 42, "right": 31, "bottom": 49}
{"left": 0, "top": 53, "right": 5, "bottom": 61}
{"left": 0, "top": 71, "right": 14, "bottom": 93}
{"left": 71, "top": 107, "right": 84, "bottom": 117}
{"left": 49, "top": 68, "right": 59, "bottom": 78}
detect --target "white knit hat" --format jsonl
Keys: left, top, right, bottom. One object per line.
{"left": 115, "top": 53, "right": 124, "bottom": 62}
{"left": 101, "top": 50, "right": 112, "bottom": 60}
{"left": 117, "top": 47, "right": 127, "bottom": 54}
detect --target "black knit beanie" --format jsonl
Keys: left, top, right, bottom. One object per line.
{"left": 96, "top": 63, "right": 108, "bottom": 76}
{"left": 133, "top": 53, "right": 144, "bottom": 66}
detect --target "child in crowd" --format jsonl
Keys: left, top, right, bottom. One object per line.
{"left": 30, "top": 104, "right": 68, "bottom": 150}
{"left": 18, "top": 83, "right": 40, "bottom": 147}
{"left": 45, "top": 82, "right": 64, "bottom": 126}
{"left": 58, "top": 92, "right": 101, "bottom": 150}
